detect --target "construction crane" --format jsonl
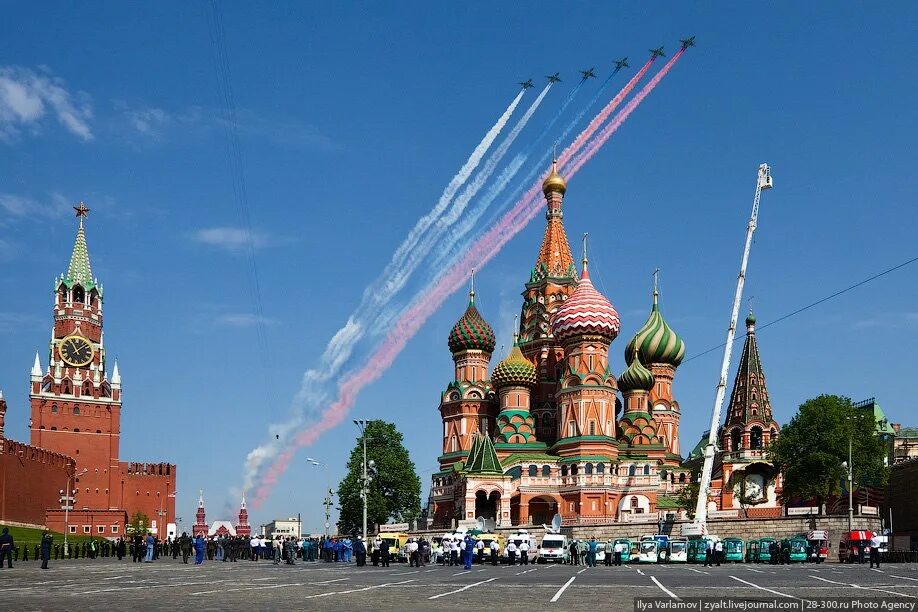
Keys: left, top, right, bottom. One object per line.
{"left": 687, "top": 163, "right": 773, "bottom": 535}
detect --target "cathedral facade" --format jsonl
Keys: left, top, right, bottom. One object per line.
{"left": 429, "top": 166, "right": 694, "bottom": 528}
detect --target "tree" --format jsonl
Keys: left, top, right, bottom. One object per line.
{"left": 769, "top": 395, "right": 888, "bottom": 508}
{"left": 676, "top": 477, "right": 700, "bottom": 520}
{"left": 337, "top": 420, "right": 421, "bottom": 534}
{"left": 126, "top": 511, "right": 151, "bottom": 535}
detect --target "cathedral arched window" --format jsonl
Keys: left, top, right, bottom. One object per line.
{"left": 73, "top": 406, "right": 80, "bottom": 415}
{"left": 561, "top": 465, "right": 568, "bottom": 477}
{"left": 542, "top": 465, "right": 550, "bottom": 477}
{"left": 528, "top": 465, "right": 537, "bottom": 477}
{"left": 679, "top": 473, "right": 686, "bottom": 483}
{"left": 730, "top": 428, "right": 742, "bottom": 451}
{"left": 585, "top": 463, "right": 593, "bottom": 475}
{"left": 750, "top": 426, "right": 763, "bottom": 450}
{"left": 570, "top": 464, "right": 578, "bottom": 476}
{"left": 596, "top": 463, "right": 605, "bottom": 474}
{"left": 629, "top": 465, "right": 637, "bottom": 476}
{"left": 51, "top": 404, "right": 58, "bottom": 413}
{"left": 643, "top": 465, "right": 650, "bottom": 476}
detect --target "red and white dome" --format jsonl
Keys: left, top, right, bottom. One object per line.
{"left": 551, "top": 266, "right": 620, "bottom": 343}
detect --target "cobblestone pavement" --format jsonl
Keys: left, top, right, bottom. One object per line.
{"left": 1, "top": 558, "right": 917, "bottom": 611}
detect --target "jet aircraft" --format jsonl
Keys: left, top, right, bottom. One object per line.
{"left": 579, "top": 68, "right": 596, "bottom": 80}
{"left": 680, "top": 36, "right": 696, "bottom": 49}
{"left": 650, "top": 46, "right": 666, "bottom": 58}
{"left": 519, "top": 79, "right": 534, "bottom": 89}
{"left": 546, "top": 72, "right": 561, "bottom": 83}
{"left": 614, "top": 58, "right": 629, "bottom": 70}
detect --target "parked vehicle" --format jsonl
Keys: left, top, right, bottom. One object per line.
{"left": 594, "top": 541, "right": 607, "bottom": 564}
{"left": 502, "top": 529, "right": 533, "bottom": 563}
{"left": 780, "top": 536, "right": 808, "bottom": 563}
{"left": 537, "top": 534, "right": 569, "bottom": 564}
{"left": 805, "top": 531, "right": 829, "bottom": 563}
{"left": 723, "top": 537, "right": 745, "bottom": 563}
{"left": 755, "top": 537, "right": 777, "bottom": 563}
{"left": 687, "top": 538, "right": 707, "bottom": 564}
{"left": 668, "top": 538, "right": 688, "bottom": 563}
{"left": 629, "top": 540, "right": 640, "bottom": 561}
{"left": 745, "top": 539, "right": 759, "bottom": 563}
{"left": 380, "top": 532, "right": 410, "bottom": 563}
{"left": 638, "top": 536, "right": 659, "bottom": 563}
{"left": 473, "top": 533, "right": 506, "bottom": 561}
{"left": 611, "top": 538, "right": 633, "bottom": 563}
{"left": 838, "top": 530, "right": 873, "bottom": 563}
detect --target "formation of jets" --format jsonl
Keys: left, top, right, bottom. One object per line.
{"left": 518, "top": 37, "right": 692, "bottom": 89}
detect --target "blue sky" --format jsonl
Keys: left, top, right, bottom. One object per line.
{"left": 1, "top": 2, "right": 916, "bottom": 533}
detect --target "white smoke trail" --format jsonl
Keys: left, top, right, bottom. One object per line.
{"left": 242, "top": 90, "right": 526, "bottom": 491}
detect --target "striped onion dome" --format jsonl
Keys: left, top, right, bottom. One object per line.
{"left": 625, "top": 289, "right": 685, "bottom": 368}
{"left": 491, "top": 340, "right": 537, "bottom": 388}
{"left": 550, "top": 263, "right": 620, "bottom": 343}
{"left": 448, "top": 290, "right": 496, "bottom": 354}
{"left": 618, "top": 347, "right": 655, "bottom": 393}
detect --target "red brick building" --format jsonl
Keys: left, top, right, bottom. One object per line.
{"left": 0, "top": 204, "right": 178, "bottom": 537}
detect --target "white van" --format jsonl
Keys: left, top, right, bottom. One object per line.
{"left": 538, "top": 534, "right": 569, "bottom": 564}
{"left": 504, "top": 529, "right": 536, "bottom": 563}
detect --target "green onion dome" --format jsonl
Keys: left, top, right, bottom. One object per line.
{"left": 625, "top": 290, "right": 685, "bottom": 368}
{"left": 491, "top": 341, "right": 537, "bottom": 388}
{"left": 618, "top": 348, "right": 655, "bottom": 393}
{"left": 745, "top": 311, "right": 756, "bottom": 327}
{"left": 448, "top": 290, "right": 496, "bottom": 354}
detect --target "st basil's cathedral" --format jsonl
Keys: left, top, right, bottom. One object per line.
{"left": 428, "top": 164, "right": 782, "bottom": 528}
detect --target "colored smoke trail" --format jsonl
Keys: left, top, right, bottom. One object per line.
{"left": 242, "top": 89, "right": 524, "bottom": 493}
{"left": 567, "top": 49, "right": 685, "bottom": 177}
{"left": 250, "top": 55, "right": 689, "bottom": 508}
{"left": 557, "top": 56, "right": 655, "bottom": 168}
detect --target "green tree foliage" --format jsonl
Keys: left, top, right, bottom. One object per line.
{"left": 126, "top": 511, "right": 151, "bottom": 535}
{"left": 769, "top": 395, "right": 888, "bottom": 506}
{"left": 677, "top": 477, "right": 700, "bottom": 520}
{"left": 337, "top": 421, "right": 421, "bottom": 534}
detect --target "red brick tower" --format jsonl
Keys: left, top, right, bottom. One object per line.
{"left": 0, "top": 389, "right": 6, "bottom": 440}
{"left": 29, "top": 203, "right": 122, "bottom": 510}
{"left": 193, "top": 490, "right": 208, "bottom": 537}
{"left": 235, "top": 491, "right": 251, "bottom": 537}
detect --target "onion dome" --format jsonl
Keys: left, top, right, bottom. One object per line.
{"left": 448, "top": 286, "right": 496, "bottom": 354}
{"left": 625, "top": 289, "right": 685, "bottom": 368}
{"left": 618, "top": 347, "right": 654, "bottom": 393}
{"left": 551, "top": 254, "right": 620, "bottom": 344}
{"left": 542, "top": 160, "right": 567, "bottom": 196}
{"left": 746, "top": 311, "right": 756, "bottom": 327}
{"left": 491, "top": 339, "right": 537, "bottom": 388}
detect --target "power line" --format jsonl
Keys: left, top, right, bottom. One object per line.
{"left": 682, "top": 254, "right": 918, "bottom": 365}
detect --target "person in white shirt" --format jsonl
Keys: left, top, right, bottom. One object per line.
{"left": 250, "top": 536, "right": 259, "bottom": 561}
{"left": 273, "top": 537, "right": 283, "bottom": 565}
{"left": 507, "top": 541, "right": 518, "bottom": 566}
{"left": 408, "top": 539, "right": 420, "bottom": 567}
{"left": 489, "top": 539, "right": 499, "bottom": 566}
{"left": 476, "top": 539, "right": 485, "bottom": 565}
{"left": 449, "top": 539, "right": 458, "bottom": 566}
{"left": 613, "top": 541, "right": 623, "bottom": 566}
{"left": 519, "top": 540, "right": 530, "bottom": 565}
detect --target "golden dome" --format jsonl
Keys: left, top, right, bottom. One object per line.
{"left": 542, "top": 161, "right": 567, "bottom": 196}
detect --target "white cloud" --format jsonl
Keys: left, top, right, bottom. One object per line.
{"left": 0, "top": 192, "right": 72, "bottom": 221}
{"left": 215, "top": 313, "right": 276, "bottom": 328}
{"left": 0, "top": 66, "right": 93, "bottom": 141}
{"left": 192, "top": 227, "right": 276, "bottom": 252}
{"left": 124, "top": 106, "right": 171, "bottom": 138}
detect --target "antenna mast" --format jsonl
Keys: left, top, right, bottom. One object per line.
{"left": 690, "top": 163, "right": 772, "bottom": 533}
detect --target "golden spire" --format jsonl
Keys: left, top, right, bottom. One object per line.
{"left": 542, "top": 159, "right": 567, "bottom": 196}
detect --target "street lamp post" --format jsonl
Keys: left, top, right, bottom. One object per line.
{"left": 60, "top": 468, "right": 88, "bottom": 557}
{"left": 353, "top": 420, "right": 376, "bottom": 541}
{"left": 307, "top": 457, "right": 333, "bottom": 539}
{"left": 842, "top": 437, "right": 853, "bottom": 533}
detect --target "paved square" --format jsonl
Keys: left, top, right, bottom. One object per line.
{"left": 2, "top": 559, "right": 917, "bottom": 610}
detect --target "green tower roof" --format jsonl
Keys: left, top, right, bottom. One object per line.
{"left": 464, "top": 433, "right": 503, "bottom": 475}
{"left": 625, "top": 289, "right": 684, "bottom": 368}
{"left": 62, "top": 213, "right": 99, "bottom": 293}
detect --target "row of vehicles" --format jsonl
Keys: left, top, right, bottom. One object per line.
{"left": 383, "top": 529, "right": 842, "bottom": 565}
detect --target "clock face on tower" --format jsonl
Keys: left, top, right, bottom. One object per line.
{"left": 60, "top": 335, "right": 94, "bottom": 367}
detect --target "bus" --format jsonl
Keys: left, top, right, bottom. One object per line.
{"left": 784, "top": 536, "right": 808, "bottom": 563}
{"left": 723, "top": 537, "right": 745, "bottom": 563}
{"left": 755, "top": 537, "right": 777, "bottom": 563}
{"left": 638, "top": 536, "right": 660, "bottom": 563}
{"left": 669, "top": 538, "right": 688, "bottom": 563}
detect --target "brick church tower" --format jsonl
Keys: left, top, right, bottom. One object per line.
{"left": 194, "top": 490, "right": 208, "bottom": 536}
{"left": 28, "top": 204, "right": 177, "bottom": 537}
{"left": 29, "top": 203, "right": 122, "bottom": 510}
{"left": 235, "top": 492, "right": 251, "bottom": 537}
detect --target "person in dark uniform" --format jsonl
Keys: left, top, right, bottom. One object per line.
{"left": 180, "top": 532, "right": 192, "bottom": 564}
{"left": 22, "top": 544, "right": 29, "bottom": 561}
{"left": 40, "top": 532, "right": 52, "bottom": 570}
{"left": 0, "top": 527, "right": 13, "bottom": 568}
{"left": 380, "top": 538, "right": 390, "bottom": 567}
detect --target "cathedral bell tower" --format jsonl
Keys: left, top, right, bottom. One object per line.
{"left": 438, "top": 275, "right": 497, "bottom": 468}
{"left": 29, "top": 203, "right": 122, "bottom": 512}
{"left": 549, "top": 235, "right": 620, "bottom": 460}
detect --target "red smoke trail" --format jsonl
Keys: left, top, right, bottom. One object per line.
{"left": 567, "top": 49, "right": 685, "bottom": 177}
{"left": 250, "top": 51, "right": 688, "bottom": 509}
{"left": 557, "top": 56, "right": 655, "bottom": 168}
